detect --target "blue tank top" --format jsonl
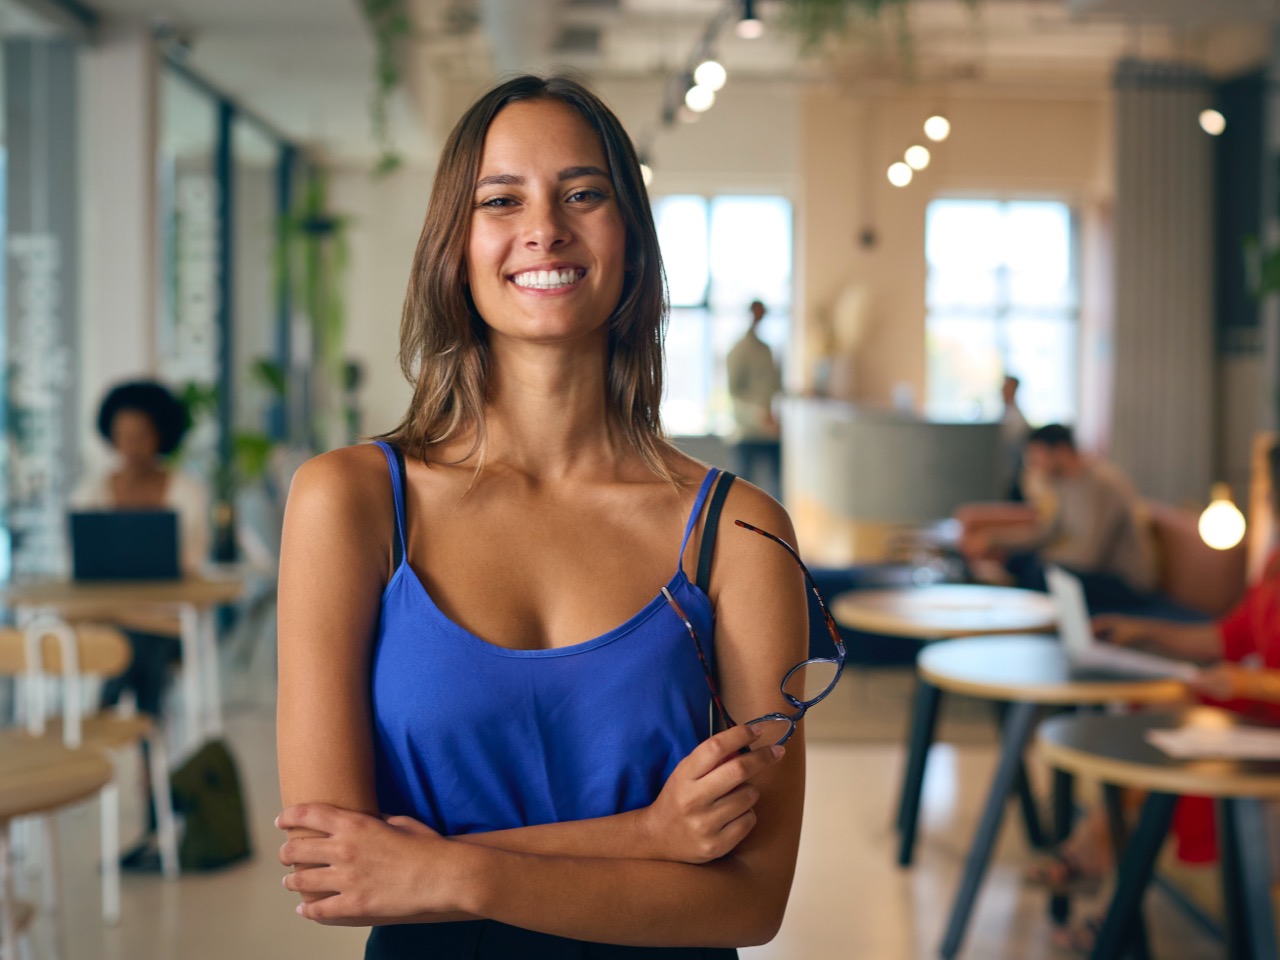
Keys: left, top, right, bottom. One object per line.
{"left": 369, "top": 441, "right": 720, "bottom": 836}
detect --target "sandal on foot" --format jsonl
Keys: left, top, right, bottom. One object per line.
{"left": 1023, "top": 849, "right": 1104, "bottom": 894}
{"left": 1050, "top": 915, "right": 1103, "bottom": 955}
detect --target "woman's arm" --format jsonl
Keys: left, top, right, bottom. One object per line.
{"left": 281, "top": 482, "right": 808, "bottom": 944}
{"left": 275, "top": 449, "right": 480, "bottom": 921}
{"left": 1092, "top": 615, "right": 1223, "bottom": 663}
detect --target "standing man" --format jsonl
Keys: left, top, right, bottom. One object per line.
{"left": 727, "top": 299, "right": 783, "bottom": 498}
{"left": 1000, "top": 374, "right": 1030, "bottom": 500}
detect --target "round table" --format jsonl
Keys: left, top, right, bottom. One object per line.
{"left": 1039, "top": 708, "right": 1280, "bottom": 960}
{"left": 919, "top": 636, "right": 1189, "bottom": 960}
{"left": 831, "top": 583, "right": 1058, "bottom": 640}
{"left": 0, "top": 731, "right": 112, "bottom": 959}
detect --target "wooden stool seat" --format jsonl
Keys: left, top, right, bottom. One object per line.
{"left": 43, "top": 714, "right": 156, "bottom": 753}
{"left": 0, "top": 732, "right": 112, "bottom": 821}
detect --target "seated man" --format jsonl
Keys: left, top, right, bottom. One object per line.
{"left": 963, "top": 423, "right": 1156, "bottom": 611}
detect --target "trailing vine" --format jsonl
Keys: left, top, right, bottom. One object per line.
{"left": 782, "top": 0, "right": 979, "bottom": 69}
{"left": 361, "top": 0, "right": 412, "bottom": 177}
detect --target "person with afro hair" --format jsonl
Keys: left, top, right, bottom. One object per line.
{"left": 71, "top": 378, "right": 210, "bottom": 716}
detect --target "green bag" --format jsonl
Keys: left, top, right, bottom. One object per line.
{"left": 169, "top": 738, "right": 252, "bottom": 871}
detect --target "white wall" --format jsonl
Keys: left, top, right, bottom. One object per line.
{"left": 329, "top": 165, "right": 427, "bottom": 438}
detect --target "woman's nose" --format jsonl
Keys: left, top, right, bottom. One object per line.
{"left": 523, "top": 199, "right": 570, "bottom": 251}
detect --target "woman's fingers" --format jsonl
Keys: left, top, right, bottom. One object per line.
{"left": 282, "top": 865, "right": 337, "bottom": 894}
{"left": 709, "top": 782, "right": 761, "bottom": 827}
{"left": 698, "top": 742, "right": 784, "bottom": 800}
{"left": 276, "top": 802, "right": 348, "bottom": 835}
{"left": 683, "top": 725, "right": 761, "bottom": 778}
{"left": 278, "top": 835, "right": 337, "bottom": 867}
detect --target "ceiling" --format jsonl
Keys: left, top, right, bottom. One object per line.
{"left": 6, "top": 0, "right": 1279, "bottom": 167}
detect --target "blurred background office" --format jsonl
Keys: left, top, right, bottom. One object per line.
{"left": 1, "top": 1, "right": 1280, "bottom": 959}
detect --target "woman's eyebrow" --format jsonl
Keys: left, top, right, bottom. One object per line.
{"left": 474, "top": 166, "right": 610, "bottom": 191}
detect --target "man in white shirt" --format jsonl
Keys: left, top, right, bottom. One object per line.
{"left": 1000, "top": 374, "right": 1030, "bottom": 499}
{"left": 726, "top": 300, "right": 783, "bottom": 497}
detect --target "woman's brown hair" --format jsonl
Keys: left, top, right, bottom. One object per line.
{"left": 378, "top": 74, "right": 671, "bottom": 477}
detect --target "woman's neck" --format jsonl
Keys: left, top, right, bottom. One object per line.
{"left": 478, "top": 333, "right": 622, "bottom": 481}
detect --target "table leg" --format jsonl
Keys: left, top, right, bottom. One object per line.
{"left": 198, "top": 607, "right": 224, "bottom": 738}
{"left": 1102, "top": 784, "right": 1150, "bottom": 960}
{"left": 992, "top": 701, "right": 1046, "bottom": 850}
{"left": 178, "top": 605, "right": 202, "bottom": 755}
{"left": 1090, "top": 791, "right": 1178, "bottom": 960}
{"left": 1049, "top": 769, "right": 1075, "bottom": 925}
{"left": 939, "top": 699, "right": 1039, "bottom": 960}
{"left": 0, "top": 823, "right": 15, "bottom": 960}
{"left": 1218, "top": 797, "right": 1278, "bottom": 960}
{"left": 897, "top": 678, "right": 943, "bottom": 867}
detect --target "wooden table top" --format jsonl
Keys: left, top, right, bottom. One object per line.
{"left": 0, "top": 731, "right": 112, "bottom": 821}
{"left": 831, "top": 584, "right": 1059, "bottom": 640}
{"left": 917, "top": 635, "right": 1190, "bottom": 705}
{"left": 0, "top": 573, "right": 245, "bottom": 613}
{"left": 1037, "top": 707, "right": 1280, "bottom": 799}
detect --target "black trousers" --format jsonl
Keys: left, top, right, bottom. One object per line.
{"left": 365, "top": 923, "right": 739, "bottom": 960}
{"left": 100, "top": 630, "right": 181, "bottom": 716}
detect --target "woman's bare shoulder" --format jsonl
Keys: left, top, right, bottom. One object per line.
{"left": 285, "top": 443, "right": 396, "bottom": 537}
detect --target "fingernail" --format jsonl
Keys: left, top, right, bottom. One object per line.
{"left": 747, "top": 723, "right": 763, "bottom": 737}
{"left": 274, "top": 815, "right": 280, "bottom": 829}
{"left": 295, "top": 904, "right": 305, "bottom": 915}
{"left": 770, "top": 744, "right": 786, "bottom": 759}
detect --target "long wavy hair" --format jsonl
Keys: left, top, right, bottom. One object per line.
{"left": 377, "top": 74, "right": 671, "bottom": 478}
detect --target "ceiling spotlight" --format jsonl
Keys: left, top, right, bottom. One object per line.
{"left": 1199, "top": 108, "right": 1226, "bottom": 136}
{"left": 685, "top": 84, "right": 716, "bottom": 113}
{"left": 904, "top": 145, "right": 931, "bottom": 170}
{"left": 887, "top": 162, "right": 913, "bottom": 187}
{"left": 737, "top": 0, "right": 764, "bottom": 39}
{"left": 694, "top": 59, "right": 727, "bottom": 92}
{"left": 923, "top": 115, "right": 951, "bottom": 142}
{"left": 640, "top": 162, "right": 653, "bottom": 187}
{"left": 677, "top": 104, "right": 700, "bottom": 124}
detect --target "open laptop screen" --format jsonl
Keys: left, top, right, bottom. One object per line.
{"left": 69, "top": 510, "right": 181, "bottom": 581}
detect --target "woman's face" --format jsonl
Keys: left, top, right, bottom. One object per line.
{"left": 466, "top": 98, "right": 627, "bottom": 346}
{"left": 110, "top": 408, "right": 161, "bottom": 465}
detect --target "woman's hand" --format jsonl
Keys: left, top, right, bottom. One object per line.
{"left": 1091, "top": 615, "right": 1154, "bottom": 649}
{"left": 637, "top": 723, "right": 784, "bottom": 864}
{"left": 1189, "top": 663, "right": 1249, "bottom": 701}
{"left": 278, "top": 803, "right": 471, "bottom": 923}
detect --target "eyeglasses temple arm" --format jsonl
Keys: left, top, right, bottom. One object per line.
{"left": 661, "top": 587, "right": 738, "bottom": 731}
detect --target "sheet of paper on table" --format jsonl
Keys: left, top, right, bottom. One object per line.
{"left": 1146, "top": 726, "right": 1280, "bottom": 760}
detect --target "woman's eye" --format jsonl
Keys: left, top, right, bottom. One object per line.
{"left": 478, "top": 196, "right": 515, "bottom": 208}
{"left": 567, "top": 189, "right": 606, "bottom": 204}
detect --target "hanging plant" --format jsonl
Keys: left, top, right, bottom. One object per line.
{"left": 781, "top": 0, "right": 978, "bottom": 69}
{"left": 361, "top": 0, "right": 412, "bottom": 177}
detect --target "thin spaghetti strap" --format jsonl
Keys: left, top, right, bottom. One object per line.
{"left": 677, "top": 468, "right": 720, "bottom": 567}
{"left": 373, "top": 440, "right": 408, "bottom": 569}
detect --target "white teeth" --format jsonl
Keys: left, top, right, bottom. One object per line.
{"left": 512, "top": 268, "right": 583, "bottom": 290}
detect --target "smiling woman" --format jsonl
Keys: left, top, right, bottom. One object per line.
{"left": 275, "top": 74, "right": 808, "bottom": 960}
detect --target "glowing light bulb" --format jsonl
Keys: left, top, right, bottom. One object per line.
{"left": 904, "top": 145, "right": 931, "bottom": 170}
{"left": 737, "top": 18, "right": 764, "bottom": 39}
{"left": 694, "top": 60, "right": 727, "bottom": 92}
{"left": 924, "top": 115, "right": 951, "bottom": 142}
{"left": 1199, "top": 109, "right": 1226, "bottom": 136}
{"left": 887, "top": 162, "right": 913, "bottom": 187}
{"left": 1198, "top": 483, "right": 1246, "bottom": 550}
{"left": 684, "top": 84, "right": 715, "bottom": 113}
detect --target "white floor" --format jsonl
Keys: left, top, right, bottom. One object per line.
{"left": 17, "top": 667, "right": 1228, "bottom": 960}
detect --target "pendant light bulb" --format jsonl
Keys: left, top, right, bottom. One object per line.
{"left": 1198, "top": 483, "right": 1246, "bottom": 550}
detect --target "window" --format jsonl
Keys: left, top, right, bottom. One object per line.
{"left": 925, "top": 198, "right": 1078, "bottom": 425}
{"left": 654, "top": 195, "right": 792, "bottom": 435}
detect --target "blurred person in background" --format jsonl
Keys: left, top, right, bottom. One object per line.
{"left": 1000, "top": 374, "right": 1030, "bottom": 500}
{"left": 72, "top": 379, "right": 209, "bottom": 715}
{"left": 962, "top": 423, "right": 1156, "bottom": 611}
{"left": 726, "top": 299, "right": 783, "bottom": 499}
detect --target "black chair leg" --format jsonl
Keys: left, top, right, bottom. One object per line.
{"left": 1049, "top": 769, "right": 1075, "bottom": 925}
{"left": 1102, "top": 784, "right": 1150, "bottom": 960}
{"left": 1090, "top": 792, "right": 1178, "bottom": 960}
{"left": 1218, "top": 797, "right": 1278, "bottom": 960}
{"left": 939, "top": 700, "right": 1039, "bottom": 959}
{"left": 896, "top": 679, "right": 943, "bottom": 867}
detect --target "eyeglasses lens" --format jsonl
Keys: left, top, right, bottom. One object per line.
{"left": 780, "top": 658, "right": 841, "bottom": 707}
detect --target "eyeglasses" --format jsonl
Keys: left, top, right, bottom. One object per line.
{"left": 661, "top": 519, "right": 846, "bottom": 748}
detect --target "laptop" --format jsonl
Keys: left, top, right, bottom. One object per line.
{"left": 69, "top": 510, "right": 181, "bottom": 581}
{"left": 1045, "top": 565, "right": 1198, "bottom": 681}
